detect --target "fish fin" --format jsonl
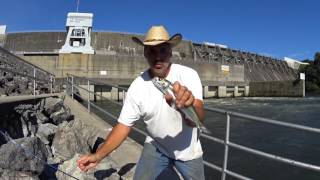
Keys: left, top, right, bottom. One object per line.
{"left": 200, "top": 126, "right": 212, "bottom": 135}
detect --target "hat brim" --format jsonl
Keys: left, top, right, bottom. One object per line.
{"left": 132, "top": 33, "right": 182, "bottom": 47}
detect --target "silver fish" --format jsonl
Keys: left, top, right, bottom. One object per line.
{"left": 151, "top": 77, "right": 211, "bottom": 137}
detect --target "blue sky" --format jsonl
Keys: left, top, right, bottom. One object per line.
{"left": 0, "top": 0, "right": 319, "bottom": 60}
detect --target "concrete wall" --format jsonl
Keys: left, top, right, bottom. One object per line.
{"left": 4, "top": 32, "right": 66, "bottom": 52}
{"left": 244, "top": 61, "right": 297, "bottom": 82}
{"left": 4, "top": 32, "right": 193, "bottom": 57}
{"left": 18, "top": 55, "right": 58, "bottom": 75}
{"left": 0, "top": 34, "right": 5, "bottom": 47}
{"left": 3, "top": 32, "right": 303, "bottom": 97}
{"left": 249, "top": 80, "right": 304, "bottom": 97}
{"left": 20, "top": 53, "right": 245, "bottom": 86}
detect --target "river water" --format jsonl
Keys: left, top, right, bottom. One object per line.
{"left": 91, "top": 95, "right": 320, "bottom": 180}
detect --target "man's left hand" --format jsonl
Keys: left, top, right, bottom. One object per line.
{"left": 164, "top": 81, "right": 194, "bottom": 108}
{"left": 164, "top": 81, "right": 197, "bottom": 127}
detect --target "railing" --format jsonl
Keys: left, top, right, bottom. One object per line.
{"left": 0, "top": 47, "right": 55, "bottom": 95}
{"left": 0, "top": 68, "right": 54, "bottom": 95}
{"left": 0, "top": 66, "right": 55, "bottom": 95}
{"left": 66, "top": 74, "right": 320, "bottom": 180}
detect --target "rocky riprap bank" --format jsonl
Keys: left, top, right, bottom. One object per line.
{"left": 0, "top": 95, "right": 136, "bottom": 180}
{"left": 0, "top": 70, "right": 53, "bottom": 97}
{"left": 0, "top": 71, "right": 34, "bottom": 96}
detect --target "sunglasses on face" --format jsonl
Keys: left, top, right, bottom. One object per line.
{"left": 144, "top": 44, "right": 172, "bottom": 57}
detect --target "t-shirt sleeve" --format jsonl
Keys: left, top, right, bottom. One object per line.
{"left": 117, "top": 86, "right": 141, "bottom": 126}
{"left": 182, "top": 68, "right": 203, "bottom": 101}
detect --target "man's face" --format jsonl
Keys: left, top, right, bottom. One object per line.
{"left": 144, "top": 43, "right": 172, "bottom": 78}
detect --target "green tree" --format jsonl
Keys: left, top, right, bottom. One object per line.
{"left": 299, "top": 52, "right": 320, "bottom": 93}
{"left": 314, "top": 52, "right": 320, "bottom": 66}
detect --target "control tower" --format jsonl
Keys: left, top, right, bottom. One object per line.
{"left": 0, "top": 25, "right": 6, "bottom": 47}
{"left": 59, "top": 13, "right": 94, "bottom": 54}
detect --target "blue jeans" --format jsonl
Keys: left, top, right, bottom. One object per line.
{"left": 133, "top": 143, "right": 205, "bottom": 180}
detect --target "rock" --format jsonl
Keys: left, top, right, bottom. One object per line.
{"left": 13, "top": 104, "right": 39, "bottom": 137}
{"left": 57, "top": 120, "right": 69, "bottom": 129}
{"left": 36, "top": 123, "right": 58, "bottom": 145}
{"left": 51, "top": 120, "right": 91, "bottom": 162}
{"left": 37, "top": 123, "right": 58, "bottom": 139}
{"left": 20, "top": 110, "right": 38, "bottom": 137}
{"left": 118, "top": 163, "right": 136, "bottom": 180}
{"left": 45, "top": 144, "right": 53, "bottom": 159}
{"left": 0, "top": 71, "right": 37, "bottom": 96}
{"left": 5, "top": 74, "right": 13, "bottom": 81}
{"left": 0, "top": 131, "right": 11, "bottom": 147}
{"left": 56, "top": 153, "right": 120, "bottom": 180}
{"left": 14, "top": 104, "right": 34, "bottom": 114}
{"left": 43, "top": 97, "right": 64, "bottom": 115}
{"left": 0, "top": 137, "right": 48, "bottom": 174}
{"left": 36, "top": 111, "right": 49, "bottom": 124}
{"left": 71, "top": 118, "right": 100, "bottom": 150}
{"left": 0, "top": 169, "right": 40, "bottom": 180}
{"left": 20, "top": 116, "right": 30, "bottom": 137}
{"left": 13, "top": 77, "right": 29, "bottom": 94}
{"left": 50, "top": 106, "right": 72, "bottom": 125}
{"left": 0, "top": 77, "right": 5, "bottom": 87}
{"left": 4, "top": 81, "right": 19, "bottom": 95}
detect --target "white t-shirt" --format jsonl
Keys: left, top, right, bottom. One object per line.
{"left": 118, "top": 64, "right": 203, "bottom": 161}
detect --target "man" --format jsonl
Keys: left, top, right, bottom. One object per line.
{"left": 77, "top": 25, "right": 205, "bottom": 180}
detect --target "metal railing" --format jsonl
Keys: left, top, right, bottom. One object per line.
{"left": 0, "top": 47, "right": 55, "bottom": 95}
{"left": 66, "top": 74, "right": 320, "bottom": 180}
{"left": 0, "top": 66, "right": 55, "bottom": 95}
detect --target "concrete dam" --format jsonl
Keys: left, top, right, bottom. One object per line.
{"left": 2, "top": 31, "right": 304, "bottom": 98}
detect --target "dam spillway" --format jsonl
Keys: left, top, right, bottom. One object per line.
{"left": 1, "top": 31, "right": 304, "bottom": 97}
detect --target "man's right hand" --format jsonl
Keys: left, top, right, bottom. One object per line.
{"left": 77, "top": 153, "right": 100, "bottom": 172}
{"left": 76, "top": 123, "right": 132, "bottom": 172}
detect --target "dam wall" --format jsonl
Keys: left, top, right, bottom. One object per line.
{"left": 3, "top": 32, "right": 246, "bottom": 84}
{"left": 0, "top": 34, "right": 5, "bottom": 47}
{"left": 249, "top": 80, "right": 305, "bottom": 97}
{"left": 4, "top": 32, "right": 66, "bottom": 53}
{"left": 3, "top": 32, "right": 303, "bottom": 97}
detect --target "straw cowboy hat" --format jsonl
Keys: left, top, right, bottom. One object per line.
{"left": 132, "top": 25, "right": 182, "bottom": 47}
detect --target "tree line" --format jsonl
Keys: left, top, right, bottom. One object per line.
{"left": 299, "top": 52, "right": 320, "bottom": 93}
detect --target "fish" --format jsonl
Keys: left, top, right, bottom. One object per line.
{"left": 151, "top": 77, "right": 212, "bottom": 137}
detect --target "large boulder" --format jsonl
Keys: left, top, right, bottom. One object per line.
{"left": 0, "top": 169, "right": 39, "bottom": 180}
{"left": 14, "top": 104, "right": 37, "bottom": 137}
{"left": 0, "top": 137, "right": 48, "bottom": 174}
{"left": 50, "top": 106, "right": 72, "bottom": 125}
{"left": 35, "top": 111, "right": 49, "bottom": 124}
{"left": 36, "top": 123, "right": 58, "bottom": 145}
{"left": 71, "top": 118, "right": 100, "bottom": 150}
{"left": 43, "top": 97, "right": 64, "bottom": 115}
{"left": 51, "top": 120, "right": 92, "bottom": 163}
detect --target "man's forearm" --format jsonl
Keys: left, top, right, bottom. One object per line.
{"left": 95, "top": 123, "right": 131, "bottom": 161}
{"left": 193, "top": 99, "right": 205, "bottom": 123}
